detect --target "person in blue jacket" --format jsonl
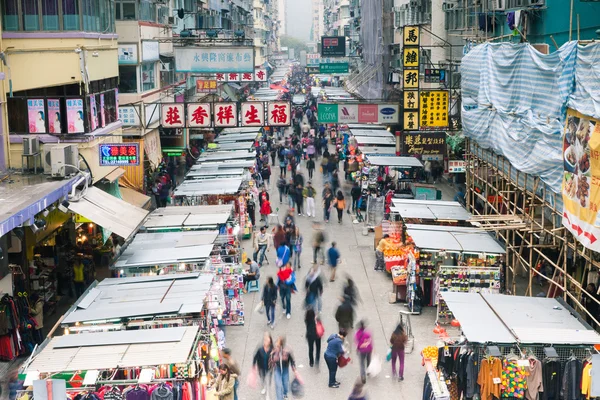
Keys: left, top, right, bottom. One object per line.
{"left": 276, "top": 242, "right": 291, "bottom": 267}
{"left": 324, "top": 329, "right": 348, "bottom": 388}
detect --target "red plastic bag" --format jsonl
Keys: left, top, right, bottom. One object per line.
{"left": 337, "top": 354, "right": 351, "bottom": 368}
{"left": 246, "top": 366, "right": 258, "bottom": 389}
{"left": 316, "top": 320, "right": 325, "bottom": 338}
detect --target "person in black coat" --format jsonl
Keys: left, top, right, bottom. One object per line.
{"left": 262, "top": 277, "right": 278, "bottom": 328}
{"left": 305, "top": 308, "right": 321, "bottom": 367}
{"left": 253, "top": 332, "right": 274, "bottom": 395}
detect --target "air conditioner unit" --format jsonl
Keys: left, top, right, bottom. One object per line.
{"left": 23, "top": 137, "right": 40, "bottom": 156}
{"left": 49, "top": 144, "right": 79, "bottom": 178}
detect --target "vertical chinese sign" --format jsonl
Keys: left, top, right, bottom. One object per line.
{"left": 562, "top": 109, "right": 600, "bottom": 251}
{"left": 419, "top": 90, "right": 449, "bottom": 129}
{"left": 402, "top": 26, "right": 420, "bottom": 132}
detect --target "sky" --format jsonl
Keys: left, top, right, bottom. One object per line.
{"left": 284, "top": 0, "right": 312, "bottom": 42}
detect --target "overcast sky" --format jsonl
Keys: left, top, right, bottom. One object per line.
{"left": 285, "top": 0, "right": 312, "bottom": 42}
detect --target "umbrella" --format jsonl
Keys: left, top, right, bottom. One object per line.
{"left": 270, "top": 84, "right": 289, "bottom": 93}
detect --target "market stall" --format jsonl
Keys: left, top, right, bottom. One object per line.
{"left": 196, "top": 150, "right": 256, "bottom": 164}
{"left": 207, "top": 141, "right": 255, "bottom": 152}
{"left": 174, "top": 177, "right": 245, "bottom": 205}
{"left": 353, "top": 136, "right": 396, "bottom": 148}
{"left": 141, "top": 205, "right": 235, "bottom": 232}
{"left": 389, "top": 199, "right": 472, "bottom": 227}
{"left": 349, "top": 129, "right": 394, "bottom": 138}
{"left": 185, "top": 167, "right": 248, "bottom": 181}
{"left": 214, "top": 132, "right": 260, "bottom": 143}
{"left": 422, "top": 292, "right": 600, "bottom": 400}
{"left": 191, "top": 159, "right": 256, "bottom": 171}
{"left": 359, "top": 155, "right": 423, "bottom": 191}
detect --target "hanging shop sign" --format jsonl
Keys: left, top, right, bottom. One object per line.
{"left": 402, "top": 26, "right": 420, "bottom": 131}
{"left": 141, "top": 41, "right": 160, "bottom": 62}
{"left": 403, "top": 110, "right": 419, "bottom": 131}
{"left": 196, "top": 79, "right": 218, "bottom": 93}
{"left": 174, "top": 47, "right": 254, "bottom": 73}
{"left": 403, "top": 48, "right": 419, "bottom": 68}
{"left": 213, "top": 68, "right": 267, "bottom": 82}
{"left": 66, "top": 98, "right": 85, "bottom": 134}
{"left": 448, "top": 160, "right": 466, "bottom": 173}
{"left": 27, "top": 99, "right": 46, "bottom": 134}
{"left": 160, "top": 101, "right": 291, "bottom": 128}
{"left": 119, "top": 106, "right": 140, "bottom": 126}
{"left": 99, "top": 143, "right": 141, "bottom": 167}
{"left": 402, "top": 131, "right": 446, "bottom": 157}
{"left": 317, "top": 103, "right": 399, "bottom": 124}
{"left": 424, "top": 69, "right": 447, "bottom": 84}
{"left": 306, "top": 66, "right": 320, "bottom": 74}
{"left": 403, "top": 25, "right": 420, "bottom": 46}
{"left": 319, "top": 63, "right": 349, "bottom": 74}
{"left": 562, "top": 108, "right": 600, "bottom": 251}
{"left": 118, "top": 44, "right": 138, "bottom": 64}
{"left": 321, "top": 36, "right": 346, "bottom": 57}
{"left": 419, "top": 90, "right": 449, "bottom": 129}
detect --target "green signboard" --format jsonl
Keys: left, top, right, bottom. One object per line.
{"left": 317, "top": 104, "right": 339, "bottom": 123}
{"left": 319, "top": 63, "right": 349, "bottom": 74}
{"left": 306, "top": 66, "right": 320, "bottom": 74}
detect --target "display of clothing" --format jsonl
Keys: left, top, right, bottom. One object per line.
{"left": 581, "top": 363, "right": 593, "bottom": 400}
{"left": 561, "top": 358, "right": 583, "bottom": 400}
{"left": 477, "top": 356, "right": 502, "bottom": 400}
{"left": 542, "top": 359, "right": 561, "bottom": 400}
{"left": 525, "top": 357, "right": 543, "bottom": 400}
{"left": 501, "top": 359, "right": 527, "bottom": 399}
{"left": 465, "top": 352, "right": 480, "bottom": 399}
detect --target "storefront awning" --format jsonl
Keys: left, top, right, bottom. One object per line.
{"left": 350, "top": 129, "right": 393, "bottom": 137}
{"left": 103, "top": 168, "right": 126, "bottom": 183}
{"left": 27, "top": 326, "right": 199, "bottom": 373}
{"left": 119, "top": 186, "right": 151, "bottom": 209}
{"left": 174, "top": 178, "right": 243, "bottom": 197}
{"left": 405, "top": 224, "right": 505, "bottom": 254}
{"left": 354, "top": 136, "right": 396, "bottom": 146}
{"left": 390, "top": 199, "right": 471, "bottom": 221}
{"left": 366, "top": 156, "right": 422, "bottom": 168}
{"left": 67, "top": 187, "right": 149, "bottom": 239}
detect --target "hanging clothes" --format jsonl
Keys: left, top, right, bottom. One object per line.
{"left": 581, "top": 362, "right": 593, "bottom": 400}
{"left": 542, "top": 359, "right": 561, "bottom": 400}
{"left": 477, "top": 357, "right": 502, "bottom": 400}
{"left": 525, "top": 357, "right": 543, "bottom": 400}
{"left": 501, "top": 359, "right": 528, "bottom": 399}
{"left": 561, "top": 358, "right": 583, "bottom": 400}
{"left": 466, "top": 352, "right": 480, "bottom": 399}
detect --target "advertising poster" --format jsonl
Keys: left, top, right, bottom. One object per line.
{"left": 27, "top": 99, "right": 46, "bottom": 133}
{"left": 100, "top": 94, "right": 106, "bottom": 127}
{"left": 562, "top": 109, "right": 600, "bottom": 251}
{"left": 89, "top": 96, "right": 98, "bottom": 131}
{"left": 47, "top": 99, "right": 61, "bottom": 134}
{"left": 67, "top": 99, "right": 85, "bottom": 133}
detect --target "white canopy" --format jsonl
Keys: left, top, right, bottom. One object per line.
{"left": 143, "top": 205, "right": 233, "bottom": 230}
{"left": 354, "top": 136, "right": 396, "bottom": 146}
{"left": 197, "top": 150, "right": 255, "bottom": 162}
{"left": 405, "top": 224, "right": 505, "bottom": 254}
{"left": 366, "top": 156, "right": 423, "bottom": 168}
{"left": 62, "top": 273, "right": 214, "bottom": 324}
{"left": 67, "top": 187, "right": 149, "bottom": 239}
{"left": 390, "top": 199, "right": 471, "bottom": 221}
{"left": 349, "top": 129, "right": 394, "bottom": 138}
{"left": 174, "top": 178, "right": 243, "bottom": 197}
{"left": 215, "top": 133, "right": 259, "bottom": 143}
{"left": 208, "top": 142, "right": 255, "bottom": 152}
{"left": 347, "top": 124, "right": 387, "bottom": 130}
{"left": 192, "top": 159, "right": 256, "bottom": 170}
{"left": 27, "top": 326, "right": 199, "bottom": 373}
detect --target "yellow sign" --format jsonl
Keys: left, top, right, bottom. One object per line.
{"left": 403, "top": 70, "right": 419, "bottom": 89}
{"left": 75, "top": 214, "right": 92, "bottom": 223}
{"left": 403, "top": 26, "right": 420, "bottom": 46}
{"left": 404, "top": 90, "right": 419, "bottom": 110}
{"left": 419, "top": 90, "right": 449, "bottom": 128}
{"left": 403, "top": 110, "right": 419, "bottom": 131}
{"left": 562, "top": 108, "right": 600, "bottom": 251}
{"left": 403, "top": 48, "right": 419, "bottom": 68}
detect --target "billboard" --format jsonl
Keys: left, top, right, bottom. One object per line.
{"left": 321, "top": 36, "right": 346, "bottom": 57}
{"left": 99, "top": 143, "right": 141, "bottom": 166}
{"left": 317, "top": 103, "right": 399, "bottom": 124}
{"left": 174, "top": 47, "right": 254, "bottom": 73}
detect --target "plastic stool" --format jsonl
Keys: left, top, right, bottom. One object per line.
{"left": 247, "top": 279, "right": 260, "bottom": 293}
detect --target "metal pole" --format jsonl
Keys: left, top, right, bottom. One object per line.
{"left": 569, "top": 0, "right": 574, "bottom": 42}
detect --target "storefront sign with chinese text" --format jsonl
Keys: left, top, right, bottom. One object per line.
{"left": 187, "top": 103, "right": 211, "bottom": 128}
{"left": 402, "top": 131, "right": 446, "bottom": 157}
{"left": 321, "top": 36, "right": 346, "bottom": 57}
{"left": 212, "top": 67, "right": 268, "bottom": 82}
{"left": 562, "top": 108, "right": 600, "bottom": 251}
{"left": 317, "top": 103, "right": 399, "bottom": 124}
{"left": 402, "top": 26, "right": 420, "bottom": 131}
{"left": 419, "top": 90, "right": 449, "bottom": 129}
{"left": 319, "top": 63, "right": 349, "bottom": 74}
{"left": 99, "top": 143, "right": 141, "bottom": 166}
{"left": 214, "top": 103, "right": 238, "bottom": 127}
{"left": 403, "top": 48, "right": 419, "bottom": 68}
{"left": 161, "top": 104, "right": 185, "bottom": 128}
{"left": 267, "top": 102, "right": 291, "bottom": 126}
{"left": 448, "top": 160, "right": 466, "bottom": 173}
{"left": 196, "top": 80, "right": 218, "bottom": 93}
{"left": 424, "top": 69, "right": 446, "bottom": 84}
{"left": 241, "top": 102, "right": 265, "bottom": 127}
{"left": 174, "top": 47, "right": 254, "bottom": 73}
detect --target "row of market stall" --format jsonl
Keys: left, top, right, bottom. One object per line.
{"left": 17, "top": 128, "right": 264, "bottom": 399}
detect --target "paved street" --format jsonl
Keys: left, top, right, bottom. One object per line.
{"left": 226, "top": 138, "right": 442, "bottom": 400}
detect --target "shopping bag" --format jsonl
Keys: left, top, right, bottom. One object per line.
{"left": 337, "top": 354, "right": 351, "bottom": 368}
{"left": 366, "top": 355, "right": 382, "bottom": 377}
{"left": 315, "top": 320, "right": 325, "bottom": 338}
{"left": 254, "top": 301, "right": 265, "bottom": 314}
{"left": 386, "top": 348, "right": 392, "bottom": 362}
{"left": 246, "top": 366, "right": 258, "bottom": 389}
{"left": 291, "top": 376, "right": 305, "bottom": 398}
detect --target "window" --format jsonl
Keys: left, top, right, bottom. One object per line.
{"left": 2, "top": 0, "right": 19, "bottom": 31}
{"left": 119, "top": 66, "right": 138, "bottom": 93}
{"left": 141, "top": 63, "right": 156, "bottom": 92}
{"left": 139, "top": 0, "right": 156, "bottom": 22}
{"left": 116, "top": 0, "right": 136, "bottom": 20}
{"left": 62, "top": 0, "right": 79, "bottom": 30}
{"left": 42, "top": 0, "right": 59, "bottom": 30}
{"left": 22, "top": 0, "right": 40, "bottom": 30}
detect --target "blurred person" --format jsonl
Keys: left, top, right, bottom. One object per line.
{"left": 324, "top": 329, "right": 347, "bottom": 388}
{"left": 328, "top": 242, "right": 340, "bottom": 282}
{"left": 292, "top": 226, "right": 303, "bottom": 270}
{"left": 354, "top": 320, "right": 373, "bottom": 383}
{"left": 272, "top": 224, "right": 286, "bottom": 250}
{"left": 390, "top": 323, "right": 408, "bottom": 380}
{"left": 277, "top": 176, "right": 287, "bottom": 204}
{"left": 305, "top": 265, "right": 324, "bottom": 313}
{"left": 269, "top": 336, "right": 297, "bottom": 400}
{"left": 253, "top": 332, "right": 274, "bottom": 394}
{"left": 333, "top": 191, "right": 346, "bottom": 224}
{"left": 312, "top": 222, "right": 326, "bottom": 265}
{"left": 335, "top": 295, "right": 355, "bottom": 348}
{"left": 348, "top": 379, "right": 368, "bottom": 400}
{"left": 262, "top": 277, "right": 278, "bottom": 329}
{"left": 305, "top": 308, "right": 322, "bottom": 368}
{"left": 277, "top": 263, "right": 295, "bottom": 319}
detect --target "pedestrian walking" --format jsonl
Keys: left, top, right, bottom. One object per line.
{"left": 343, "top": 278, "right": 361, "bottom": 306}
{"left": 260, "top": 199, "right": 273, "bottom": 227}
{"left": 273, "top": 225, "right": 286, "bottom": 250}
{"left": 305, "top": 265, "right": 323, "bottom": 313}
{"left": 350, "top": 182, "right": 361, "bottom": 214}
{"left": 259, "top": 186, "right": 270, "bottom": 208}
{"left": 303, "top": 182, "right": 316, "bottom": 218}
{"left": 295, "top": 184, "right": 304, "bottom": 216}
{"left": 276, "top": 242, "right": 291, "bottom": 268}
{"left": 324, "top": 329, "right": 347, "bottom": 388}
{"left": 253, "top": 332, "right": 274, "bottom": 395}
{"left": 333, "top": 191, "right": 346, "bottom": 224}
{"left": 261, "top": 163, "right": 272, "bottom": 186}
{"left": 253, "top": 226, "right": 270, "bottom": 267}
{"left": 277, "top": 176, "right": 287, "bottom": 204}
{"left": 335, "top": 295, "right": 355, "bottom": 348}
{"left": 213, "top": 364, "right": 237, "bottom": 400}
{"left": 307, "top": 156, "right": 316, "bottom": 179}
{"left": 348, "top": 379, "right": 368, "bottom": 400}
{"left": 270, "top": 336, "right": 297, "bottom": 400}
{"left": 305, "top": 308, "right": 322, "bottom": 368}
{"left": 312, "top": 222, "right": 326, "bottom": 265}
{"left": 292, "top": 227, "right": 303, "bottom": 270}
{"left": 323, "top": 190, "right": 333, "bottom": 223}
{"left": 221, "top": 348, "right": 241, "bottom": 400}
{"left": 262, "top": 277, "right": 278, "bottom": 329}
{"left": 327, "top": 242, "right": 340, "bottom": 282}
{"left": 279, "top": 156, "right": 287, "bottom": 178}
{"left": 390, "top": 323, "right": 408, "bottom": 381}
{"left": 287, "top": 179, "right": 296, "bottom": 209}
{"left": 355, "top": 320, "right": 373, "bottom": 383}
{"left": 277, "top": 264, "right": 295, "bottom": 319}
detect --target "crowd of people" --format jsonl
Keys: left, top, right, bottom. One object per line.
{"left": 234, "top": 66, "right": 409, "bottom": 400}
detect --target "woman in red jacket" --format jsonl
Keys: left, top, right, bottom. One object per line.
{"left": 260, "top": 199, "right": 272, "bottom": 227}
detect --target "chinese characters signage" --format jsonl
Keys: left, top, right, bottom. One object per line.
{"left": 67, "top": 99, "right": 84, "bottom": 134}
{"left": 119, "top": 106, "right": 140, "bottom": 126}
{"left": 424, "top": 69, "right": 446, "bottom": 84}
{"left": 174, "top": 47, "right": 254, "bottom": 73}
{"left": 161, "top": 101, "right": 291, "bottom": 128}
{"left": 317, "top": 103, "right": 399, "bottom": 124}
{"left": 448, "top": 160, "right": 466, "bottom": 173}
{"left": 419, "top": 90, "right": 449, "bottom": 129}
{"left": 319, "top": 63, "right": 349, "bottom": 74}
{"left": 99, "top": 143, "right": 141, "bottom": 166}
{"left": 213, "top": 68, "right": 267, "bottom": 82}
{"left": 321, "top": 36, "right": 346, "bottom": 57}
{"left": 402, "top": 26, "right": 420, "bottom": 131}
{"left": 196, "top": 80, "right": 218, "bottom": 93}
{"left": 27, "top": 99, "right": 46, "bottom": 134}
{"left": 402, "top": 131, "right": 446, "bottom": 159}
{"left": 562, "top": 108, "right": 600, "bottom": 251}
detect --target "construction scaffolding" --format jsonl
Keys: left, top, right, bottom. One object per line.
{"left": 465, "top": 139, "right": 600, "bottom": 329}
